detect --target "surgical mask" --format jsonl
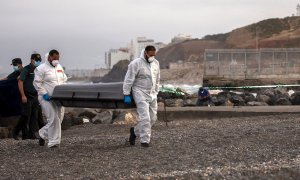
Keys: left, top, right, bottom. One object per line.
{"left": 51, "top": 60, "right": 59, "bottom": 67}
{"left": 34, "top": 61, "right": 41, "bottom": 67}
{"left": 13, "top": 66, "right": 19, "bottom": 71}
{"left": 148, "top": 56, "right": 155, "bottom": 63}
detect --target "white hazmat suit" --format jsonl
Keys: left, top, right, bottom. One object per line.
{"left": 123, "top": 49, "right": 160, "bottom": 143}
{"left": 33, "top": 60, "right": 67, "bottom": 147}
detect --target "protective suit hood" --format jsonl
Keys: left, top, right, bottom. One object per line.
{"left": 140, "top": 49, "right": 156, "bottom": 63}
{"left": 140, "top": 49, "right": 146, "bottom": 59}
{"left": 45, "top": 53, "right": 49, "bottom": 63}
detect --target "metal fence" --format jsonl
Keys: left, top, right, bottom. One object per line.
{"left": 204, "top": 48, "right": 300, "bottom": 79}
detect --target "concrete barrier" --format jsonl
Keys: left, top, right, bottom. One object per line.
{"left": 157, "top": 106, "right": 300, "bottom": 121}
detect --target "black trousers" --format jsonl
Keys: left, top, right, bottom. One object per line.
{"left": 196, "top": 97, "right": 212, "bottom": 106}
{"left": 13, "top": 94, "right": 45, "bottom": 138}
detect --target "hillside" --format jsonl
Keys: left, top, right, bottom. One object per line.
{"left": 160, "top": 68, "right": 203, "bottom": 84}
{"left": 95, "top": 59, "right": 203, "bottom": 84}
{"left": 157, "top": 16, "right": 300, "bottom": 69}
{"left": 157, "top": 39, "right": 229, "bottom": 69}
{"left": 97, "top": 60, "right": 130, "bottom": 83}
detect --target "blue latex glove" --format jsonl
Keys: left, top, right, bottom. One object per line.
{"left": 43, "top": 93, "right": 51, "bottom": 101}
{"left": 124, "top": 95, "right": 131, "bottom": 105}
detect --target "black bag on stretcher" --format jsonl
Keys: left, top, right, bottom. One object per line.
{"left": 51, "top": 82, "right": 136, "bottom": 109}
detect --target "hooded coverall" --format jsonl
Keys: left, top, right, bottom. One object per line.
{"left": 33, "top": 60, "right": 67, "bottom": 147}
{"left": 123, "top": 50, "right": 160, "bottom": 143}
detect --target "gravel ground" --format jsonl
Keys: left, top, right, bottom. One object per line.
{"left": 1, "top": 114, "right": 300, "bottom": 179}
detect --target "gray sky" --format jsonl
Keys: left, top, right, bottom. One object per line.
{"left": 0, "top": 0, "right": 298, "bottom": 74}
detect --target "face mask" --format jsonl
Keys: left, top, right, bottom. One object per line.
{"left": 148, "top": 56, "right": 155, "bottom": 63}
{"left": 51, "top": 60, "right": 59, "bottom": 67}
{"left": 34, "top": 61, "right": 41, "bottom": 67}
{"left": 13, "top": 66, "right": 19, "bottom": 71}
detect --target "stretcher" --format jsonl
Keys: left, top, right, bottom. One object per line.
{"left": 51, "top": 82, "right": 135, "bottom": 109}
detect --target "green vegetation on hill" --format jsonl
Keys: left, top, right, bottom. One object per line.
{"left": 246, "top": 18, "right": 290, "bottom": 38}
{"left": 203, "top": 33, "right": 229, "bottom": 42}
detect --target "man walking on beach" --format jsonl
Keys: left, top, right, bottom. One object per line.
{"left": 13, "top": 54, "right": 44, "bottom": 140}
{"left": 34, "top": 50, "right": 67, "bottom": 148}
{"left": 123, "top": 45, "right": 160, "bottom": 147}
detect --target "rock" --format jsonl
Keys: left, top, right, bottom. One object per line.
{"left": 78, "top": 109, "right": 97, "bottom": 120}
{"left": 257, "top": 95, "right": 270, "bottom": 103}
{"left": 267, "top": 95, "right": 277, "bottom": 105}
{"left": 274, "top": 87, "right": 287, "bottom": 95}
{"left": 259, "top": 88, "right": 275, "bottom": 97}
{"left": 291, "top": 91, "right": 300, "bottom": 105}
{"left": 0, "top": 127, "right": 10, "bottom": 139}
{"left": 189, "top": 93, "right": 198, "bottom": 98}
{"left": 64, "top": 108, "right": 89, "bottom": 117}
{"left": 113, "top": 111, "right": 138, "bottom": 125}
{"left": 158, "top": 91, "right": 186, "bottom": 100}
{"left": 268, "top": 93, "right": 290, "bottom": 105}
{"left": 98, "top": 60, "right": 130, "bottom": 83}
{"left": 257, "top": 88, "right": 291, "bottom": 105}
{"left": 72, "top": 117, "right": 84, "bottom": 126}
{"left": 247, "top": 101, "right": 268, "bottom": 106}
{"left": 225, "top": 100, "right": 234, "bottom": 106}
{"left": 217, "top": 91, "right": 232, "bottom": 100}
{"left": 112, "top": 110, "right": 121, "bottom": 120}
{"left": 275, "top": 98, "right": 291, "bottom": 105}
{"left": 215, "top": 95, "right": 227, "bottom": 106}
{"left": 165, "top": 99, "right": 184, "bottom": 107}
{"left": 183, "top": 98, "right": 197, "bottom": 106}
{"left": 230, "top": 95, "right": 245, "bottom": 106}
{"left": 91, "top": 110, "right": 113, "bottom": 124}
{"left": 277, "top": 93, "right": 290, "bottom": 99}
{"left": 211, "top": 96, "right": 219, "bottom": 105}
{"left": 243, "top": 93, "right": 256, "bottom": 103}
{"left": 157, "top": 102, "right": 165, "bottom": 107}
{"left": 62, "top": 112, "right": 84, "bottom": 130}
{"left": 215, "top": 91, "right": 237, "bottom": 106}
{"left": 62, "top": 113, "right": 74, "bottom": 130}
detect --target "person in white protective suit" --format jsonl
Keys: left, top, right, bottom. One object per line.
{"left": 123, "top": 45, "right": 160, "bottom": 147}
{"left": 33, "top": 49, "right": 67, "bottom": 148}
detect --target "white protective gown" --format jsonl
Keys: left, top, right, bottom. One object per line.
{"left": 33, "top": 60, "right": 67, "bottom": 147}
{"left": 123, "top": 50, "right": 160, "bottom": 143}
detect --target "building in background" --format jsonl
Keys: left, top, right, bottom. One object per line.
{"left": 155, "top": 42, "right": 167, "bottom": 50}
{"left": 105, "top": 37, "right": 167, "bottom": 66}
{"left": 90, "top": 68, "right": 109, "bottom": 78}
{"left": 132, "top": 37, "right": 167, "bottom": 58}
{"left": 65, "top": 69, "right": 93, "bottom": 78}
{"left": 105, "top": 48, "right": 131, "bottom": 69}
{"left": 133, "top": 37, "right": 155, "bottom": 59}
{"left": 297, "top": 4, "right": 300, "bottom": 16}
{"left": 171, "top": 34, "right": 192, "bottom": 44}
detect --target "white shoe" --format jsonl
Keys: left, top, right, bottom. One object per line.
{"left": 208, "top": 104, "right": 211, "bottom": 107}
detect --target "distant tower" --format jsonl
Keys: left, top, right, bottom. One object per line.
{"left": 297, "top": 4, "right": 300, "bottom": 16}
